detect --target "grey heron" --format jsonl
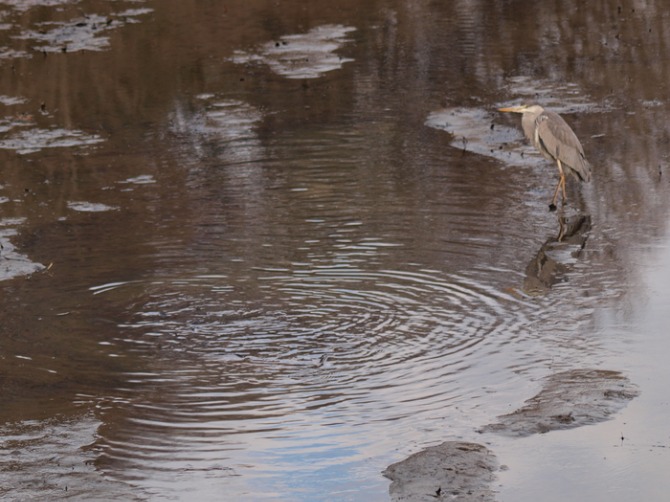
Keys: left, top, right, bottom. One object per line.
{"left": 499, "top": 104, "right": 591, "bottom": 209}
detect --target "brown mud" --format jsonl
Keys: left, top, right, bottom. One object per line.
{"left": 383, "top": 442, "right": 498, "bottom": 502}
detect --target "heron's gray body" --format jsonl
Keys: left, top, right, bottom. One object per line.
{"left": 519, "top": 106, "right": 591, "bottom": 183}
{"left": 499, "top": 104, "right": 592, "bottom": 207}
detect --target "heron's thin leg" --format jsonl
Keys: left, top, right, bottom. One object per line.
{"left": 551, "top": 161, "right": 564, "bottom": 206}
{"left": 559, "top": 162, "right": 568, "bottom": 202}
{"left": 558, "top": 175, "right": 567, "bottom": 203}
{"left": 555, "top": 159, "right": 567, "bottom": 204}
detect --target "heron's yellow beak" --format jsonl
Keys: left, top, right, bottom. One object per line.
{"left": 498, "top": 105, "right": 525, "bottom": 113}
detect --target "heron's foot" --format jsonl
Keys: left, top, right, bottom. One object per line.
{"left": 549, "top": 203, "right": 557, "bottom": 212}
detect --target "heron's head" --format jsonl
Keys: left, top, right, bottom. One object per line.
{"left": 498, "top": 104, "right": 544, "bottom": 115}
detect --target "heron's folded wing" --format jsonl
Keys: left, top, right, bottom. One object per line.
{"left": 537, "top": 111, "right": 591, "bottom": 182}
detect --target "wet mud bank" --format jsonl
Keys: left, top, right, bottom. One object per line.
{"left": 0, "top": 415, "right": 145, "bottom": 501}
{"left": 385, "top": 369, "right": 638, "bottom": 500}
{"left": 479, "top": 369, "right": 638, "bottom": 437}
{"left": 383, "top": 442, "right": 498, "bottom": 502}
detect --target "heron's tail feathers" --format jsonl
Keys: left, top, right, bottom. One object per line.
{"left": 574, "top": 155, "right": 591, "bottom": 183}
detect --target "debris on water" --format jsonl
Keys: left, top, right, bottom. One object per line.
{"left": 3, "top": 0, "right": 73, "bottom": 12}
{"left": 16, "top": 9, "right": 152, "bottom": 53}
{"left": 230, "top": 24, "right": 356, "bottom": 79}
{"left": 478, "top": 369, "right": 639, "bottom": 437}
{"left": 0, "top": 115, "right": 34, "bottom": 134}
{"left": 0, "top": 222, "right": 45, "bottom": 280}
{"left": 117, "top": 174, "right": 156, "bottom": 185}
{"left": 425, "top": 106, "right": 536, "bottom": 165}
{"left": 383, "top": 441, "right": 499, "bottom": 502}
{"left": 115, "top": 8, "right": 154, "bottom": 20}
{"left": 0, "top": 95, "right": 27, "bottom": 106}
{"left": 67, "top": 201, "right": 118, "bottom": 213}
{"left": 0, "top": 47, "right": 30, "bottom": 59}
{"left": 0, "top": 127, "right": 104, "bottom": 154}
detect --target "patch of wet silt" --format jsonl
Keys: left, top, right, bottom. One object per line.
{"left": 67, "top": 201, "right": 118, "bottom": 213}
{"left": 16, "top": 8, "right": 153, "bottom": 53}
{"left": 384, "top": 370, "right": 637, "bottom": 501}
{"left": 383, "top": 441, "right": 499, "bottom": 502}
{"left": 0, "top": 415, "right": 146, "bottom": 501}
{"left": 0, "top": 105, "right": 103, "bottom": 154}
{"left": 424, "top": 76, "right": 607, "bottom": 165}
{"left": 479, "top": 369, "right": 639, "bottom": 437}
{"left": 0, "top": 218, "right": 44, "bottom": 280}
{"left": 0, "top": 127, "right": 103, "bottom": 154}
{"left": 230, "top": 24, "right": 355, "bottom": 79}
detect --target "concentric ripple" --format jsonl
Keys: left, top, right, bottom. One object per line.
{"left": 90, "top": 264, "right": 544, "bottom": 499}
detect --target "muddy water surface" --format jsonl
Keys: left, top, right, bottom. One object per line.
{"left": 1, "top": 1, "right": 670, "bottom": 501}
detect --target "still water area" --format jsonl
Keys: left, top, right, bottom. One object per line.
{"left": 1, "top": 1, "right": 670, "bottom": 501}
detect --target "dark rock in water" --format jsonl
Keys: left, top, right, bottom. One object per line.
{"left": 479, "top": 369, "right": 639, "bottom": 437}
{"left": 383, "top": 441, "right": 498, "bottom": 502}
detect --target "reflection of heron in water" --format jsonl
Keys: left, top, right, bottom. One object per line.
{"left": 498, "top": 104, "right": 591, "bottom": 210}
{"left": 524, "top": 214, "right": 591, "bottom": 293}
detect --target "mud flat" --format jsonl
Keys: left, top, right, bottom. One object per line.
{"left": 384, "top": 369, "right": 638, "bottom": 500}
{"left": 383, "top": 441, "right": 498, "bottom": 502}
{"left": 479, "top": 369, "right": 639, "bottom": 437}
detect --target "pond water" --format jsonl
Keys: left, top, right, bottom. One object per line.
{"left": 1, "top": 1, "right": 670, "bottom": 501}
